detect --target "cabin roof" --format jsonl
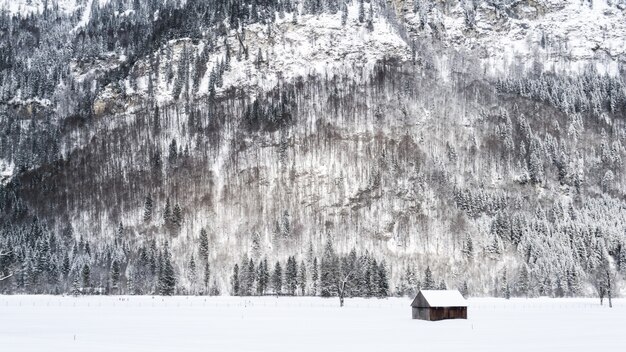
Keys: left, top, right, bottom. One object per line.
{"left": 410, "top": 289, "right": 468, "bottom": 308}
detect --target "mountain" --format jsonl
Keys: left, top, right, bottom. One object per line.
{"left": 0, "top": 0, "right": 625, "bottom": 298}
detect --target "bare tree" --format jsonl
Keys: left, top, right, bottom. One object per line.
{"left": 593, "top": 251, "right": 616, "bottom": 308}
{"left": 333, "top": 257, "right": 366, "bottom": 307}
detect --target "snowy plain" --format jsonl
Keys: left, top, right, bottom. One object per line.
{"left": 0, "top": 296, "right": 623, "bottom": 352}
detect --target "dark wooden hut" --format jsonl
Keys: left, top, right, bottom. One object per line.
{"left": 410, "top": 290, "right": 468, "bottom": 321}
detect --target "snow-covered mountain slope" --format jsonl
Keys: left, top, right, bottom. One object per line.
{"left": 0, "top": 0, "right": 625, "bottom": 297}
{"left": 1, "top": 0, "right": 83, "bottom": 14}
{"left": 96, "top": 4, "right": 409, "bottom": 110}
{"left": 90, "top": 0, "right": 626, "bottom": 114}
{"left": 400, "top": 0, "right": 626, "bottom": 75}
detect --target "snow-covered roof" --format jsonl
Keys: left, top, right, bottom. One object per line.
{"left": 411, "top": 290, "right": 467, "bottom": 308}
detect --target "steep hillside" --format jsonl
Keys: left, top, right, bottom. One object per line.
{"left": 0, "top": 0, "right": 625, "bottom": 298}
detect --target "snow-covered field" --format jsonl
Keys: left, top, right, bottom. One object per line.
{"left": 0, "top": 296, "right": 623, "bottom": 351}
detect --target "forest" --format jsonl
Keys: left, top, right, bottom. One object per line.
{"left": 0, "top": 0, "right": 624, "bottom": 302}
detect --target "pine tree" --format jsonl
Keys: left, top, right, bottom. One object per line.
{"left": 251, "top": 232, "right": 262, "bottom": 261}
{"left": 247, "top": 258, "right": 256, "bottom": 295}
{"left": 257, "top": 258, "right": 269, "bottom": 295}
{"left": 299, "top": 260, "right": 307, "bottom": 295}
{"left": 285, "top": 256, "right": 298, "bottom": 295}
{"left": 203, "top": 261, "right": 211, "bottom": 294}
{"left": 358, "top": 0, "right": 365, "bottom": 23}
{"left": 405, "top": 265, "right": 417, "bottom": 297}
{"left": 320, "top": 240, "right": 338, "bottom": 297}
{"left": 618, "top": 245, "right": 626, "bottom": 274}
{"left": 231, "top": 264, "right": 240, "bottom": 296}
{"left": 306, "top": 242, "right": 315, "bottom": 271}
{"left": 116, "top": 222, "right": 123, "bottom": 243}
{"left": 367, "top": 259, "right": 378, "bottom": 297}
{"left": 501, "top": 270, "right": 510, "bottom": 299}
{"left": 188, "top": 255, "right": 197, "bottom": 293}
{"left": 81, "top": 264, "right": 90, "bottom": 288}
{"left": 517, "top": 265, "right": 530, "bottom": 297}
{"left": 255, "top": 48, "right": 263, "bottom": 69}
{"left": 366, "top": 2, "right": 374, "bottom": 32}
{"left": 111, "top": 260, "right": 121, "bottom": 293}
{"left": 423, "top": 266, "right": 435, "bottom": 290}
{"left": 71, "top": 276, "right": 81, "bottom": 296}
{"left": 271, "top": 261, "right": 283, "bottom": 295}
{"left": 199, "top": 229, "right": 209, "bottom": 261}
{"left": 311, "top": 257, "right": 319, "bottom": 296}
{"left": 377, "top": 262, "right": 389, "bottom": 298}
{"left": 168, "top": 139, "right": 178, "bottom": 165}
{"left": 143, "top": 195, "right": 153, "bottom": 222}
{"left": 159, "top": 241, "right": 176, "bottom": 295}
{"left": 172, "top": 204, "right": 183, "bottom": 231}
{"left": 239, "top": 255, "right": 251, "bottom": 295}
{"left": 61, "top": 253, "right": 70, "bottom": 279}
{"left": 460, "top": 281, "right": 469, "bottom": 298}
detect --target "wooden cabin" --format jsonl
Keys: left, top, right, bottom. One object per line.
{"left": 410, "top": 289, "right": 468, "bottom": 321}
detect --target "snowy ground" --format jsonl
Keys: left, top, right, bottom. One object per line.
{"left": 0, "top": 296, "right": 623, "bottom": 351}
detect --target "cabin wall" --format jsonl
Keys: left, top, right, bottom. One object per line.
{"left": 428, "top": 307, "right": 467, "bottom": 321}
{"left": 412, "top": 307, "right": 430, "bottom": 320}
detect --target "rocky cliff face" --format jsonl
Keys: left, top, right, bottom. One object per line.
{"left": 0, "top": 0, "right": 625, "bottom": 296}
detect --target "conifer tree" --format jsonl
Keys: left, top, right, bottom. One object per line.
{"left": 299, "top": 260, "right": 307, "bottom": 295}
{"left": 247, "top": 258, "right": 256, "bottom": 295}
{"left": 320, "top": 240, "right": 338, "bottom": 297}
{"left": 61, "top": 254, "right": 70, "bottom": 279}
{"left": 341, "top": 1, "right": 348, "bottom": 26}
{"left": 231, "top": 263, "right": 240, "bottom": 296}
{"left": 460, "top": 281, "right": 469, "bottom": 298}
{"left": 172, "top": 204, "right": 183, "bottom": 231}
{"left": 111, "top": 260, "right": 121, "bottom": 293}
{"left": 501, "top": 270, "right": 511, "bottom": 299}
{"left": 358, "top": 0, "right": 365, "bottom": 23}
{"left": 257, "top": 258, "right": 270, "bottom": 295}
{"left": 199, "top": 229, "right": 209, "bottom": 261}
{"left": 81, "top": 264, "right": 90, "bottom": 288}
{"left": 517, "top": 264, "right": 530, "bottom": 297}
{"left": 188, "top": 255, "right": 197, "bottom": 293}
{"left": 366, "top": 2, "right": 374, "bottom": 32}
{"left": 423, "top": 266, "right": 435, "bottom": 290}
{"left": 311, "top": 257, "right": 319, "bottom": 296}
{"left": 377, "top": 262, "right": 389, "bottom": 298}
{"left": 159, "top": 241, "right": 176, "bottom": 295}
{"left": 239, "top": 255, "right": 251, "bottom": 295}
{"left": 168, "top": 139, "right": 178, "bottom": 165}
{"left": 116, "top": 222, "right": 123, "bottom": 243}
{"left": 271, "top": 261, "right": 283, "bottom": 295}
{"left": 285, "top": 256, "right": 298, "bottom": 295}
{"left": 71, "top": 276, "right": 81, "bottom": 296}
{"left": 203, "top": 261, "right": 211, "bottom": 294}
{"left": 143, "top": 195, "right": 153, "bottom": 222}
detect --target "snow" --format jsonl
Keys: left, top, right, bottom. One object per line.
{"left": 406, "top": 0, "right": 626, "bottom": 77}
{"left": 0, "top": 158, "right": 14, "bottom": 185}
{"left": 1, "top": 0, "right": 80, "bottom": 15}
{"left": 415, "top": 290, "right": 468, "bottom": 307}
{"left": 0, "top": 296, "right": 623, "bottom": 351}
{"left": 118, "top": 3, "right": 410, "bottom": 107}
